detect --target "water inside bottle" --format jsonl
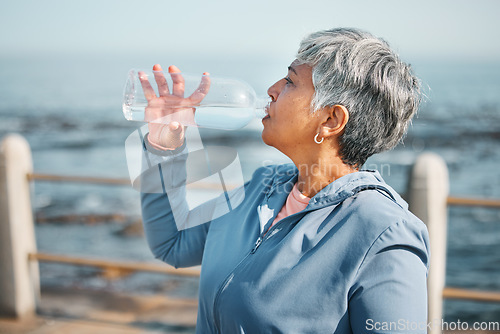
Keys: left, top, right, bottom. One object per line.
{"left": 194, "top": 107, "right": 256, "bottom": 130}
{"left": 123, "top": 103, "right": 148, "bottom": 122}
{"left": 122, "top": 103, "right": 259, "bottom": 130}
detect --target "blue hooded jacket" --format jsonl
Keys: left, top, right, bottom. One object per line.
{"left": 140, "top": 143, "right": 430, "bottom": 334}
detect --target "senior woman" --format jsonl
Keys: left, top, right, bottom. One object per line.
{"left": 137, "top": 28, "right": 429, "bottom": 333}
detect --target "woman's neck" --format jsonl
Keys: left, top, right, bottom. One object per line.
{"left": 294, "top": 155, "right": 358, "bottom": 198}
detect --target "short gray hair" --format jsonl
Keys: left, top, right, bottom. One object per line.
{"left": 296, "top": 28, "right": 421, "bottom": 167}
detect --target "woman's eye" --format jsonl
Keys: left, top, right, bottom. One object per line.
{"left": 284, "top": 77, "right": 293, "bottom": 85}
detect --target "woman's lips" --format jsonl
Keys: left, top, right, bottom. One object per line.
{"left": 262, "top": 102, "right": 271, "bottom": 120}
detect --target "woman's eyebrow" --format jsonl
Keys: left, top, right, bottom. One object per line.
{"left": 288, "top": 66, "right": 298, "bottom": 75}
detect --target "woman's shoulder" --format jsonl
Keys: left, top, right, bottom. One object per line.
{"left": 345, "top": 188, "right": 430, "bottom": 262}
{"left": 317, "top": 175, "right": 426, "bottom": 252}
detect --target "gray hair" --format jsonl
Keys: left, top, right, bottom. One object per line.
{"left": 296, "top": 28, "right": 421, "bottom": 167}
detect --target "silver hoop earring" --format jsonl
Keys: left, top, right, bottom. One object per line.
{"left": 314, "top": 133, "right": 324, "bottom": 144}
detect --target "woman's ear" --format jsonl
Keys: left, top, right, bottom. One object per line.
{"left": 319, "top": 105, "right": 349, "bottom": 138}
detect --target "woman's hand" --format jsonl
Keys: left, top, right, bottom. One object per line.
{"left": 138, "top": 64, "right": 211, "bottom": 150}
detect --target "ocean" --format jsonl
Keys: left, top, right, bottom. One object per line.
{"left": 1, "top": 55, "right": 499, "bottom": 324}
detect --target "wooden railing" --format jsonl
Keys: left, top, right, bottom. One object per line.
{"left": 27, "top": 172, "right": 239, "bottom": 190}
{"left": 443, "top": 287, "right": 500, "bottom": 303}
{"left": 1, "top": 134, "right": 499, "bottom": 332}
{"left": 28, "top": 252, "right": 200, "bottom": 279}
{"left": 447, "top": 196, "right": 500, "bottom": 208}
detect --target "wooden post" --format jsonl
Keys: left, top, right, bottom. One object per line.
{"left": 0, "top": 134, "right": 40, "bottom": 318}
{"left": 408, "top": 153, "right": 449, "bottom": 334}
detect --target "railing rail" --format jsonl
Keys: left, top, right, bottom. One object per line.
{"left": 28, "top": 252, "right": 200, "bottom": 278}
{"left": 27, "top": 173, "right": 130, "bottom": 185}
{"left": 447, "top": 196, "right": 500, "bottom": 208}
{"left": 27, "top": 172, "right": 238, "bottom": 190}
{"left": 443, "top": 287, "right": 500, "bottom": 303}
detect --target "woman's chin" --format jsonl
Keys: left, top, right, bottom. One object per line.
{"left": 261, "top": 122, "right": 283, "bottom": 150}
{"left": 261, "top": 130, "right": 271, "bottom": 146}
{"left": 261, "top": 127, "right": 275, "bottom": 147}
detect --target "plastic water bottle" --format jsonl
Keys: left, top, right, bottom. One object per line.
{"left": 122, "top": 69, "right": 269, "bottom": 130}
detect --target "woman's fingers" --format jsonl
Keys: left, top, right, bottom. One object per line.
{"left": 138, "top": 71, "right": 157, "bottom": 101}
{"left": 189, "top": 73, "right": 211, "bottom": 104}
{"left": 142, "top": 64, "right": 209, "bottom": 109}
{"left": 169, "top": 65, "right": 185, "bottom": 98}
{"left": 153, "top": 64, "right": 170, "bottom": 97}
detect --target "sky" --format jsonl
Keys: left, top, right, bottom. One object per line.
{"left": 1, "top": 0, "right": 499, "bottom": 104}
{"left": 1, "top": 0, "right": 500, "bottom": 63}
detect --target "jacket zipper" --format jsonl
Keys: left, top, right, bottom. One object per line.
{"left": 213, "top": 184, "right": 280, "bottom": 332}
{"left": 251, "top": 208, "right": 310, "bottom": 253}
{"left": 251, "top": 236, "right": 263, "bottom": 253}
{"left": 213, "top": 249, "right": 252, "bottom": 333}
{"left": 212, "top": 230, "right": 272, "bottom": 332}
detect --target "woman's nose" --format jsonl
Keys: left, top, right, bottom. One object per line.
{"left": 267, "top": 80, "right": 282, "bottom": 102}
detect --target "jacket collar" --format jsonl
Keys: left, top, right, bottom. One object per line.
{"left": 265, "top": 164, "right": 406, "bottom": 210}
{"left": 257, "top": 164, "right": 407, "bottom": 233}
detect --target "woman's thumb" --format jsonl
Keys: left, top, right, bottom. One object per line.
{"left": 168, "top": 122, "right": 181, "bottom": 131}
